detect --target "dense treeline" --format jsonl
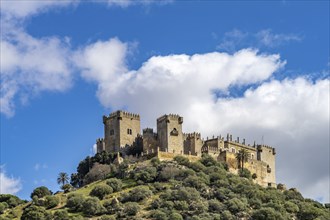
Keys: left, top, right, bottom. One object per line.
{"left": 0, "top": 154, "right": 329, "bottom": 219}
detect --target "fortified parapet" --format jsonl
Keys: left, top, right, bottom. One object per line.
{"left": 157, "top": 114, "right": 184, "bottom": 153}
{"left": 143, "top": 128, "right": 158, "bottom": 153}
{"left": 103, "top": 110, "right": 141, "bottom": 153}
{"left": 96, "top": 138, "right": 105, "bottom": 153}
{"left": 257, "top": 144, "right": 276, "bottom": 186}
{"left": 183, "top": 132, "right": 203, "bottom": 156}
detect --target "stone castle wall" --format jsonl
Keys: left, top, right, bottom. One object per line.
{"left": 97, "top": 110, "right": 277, "bottom": 187}
{"left": 157, "top": 114, "right": 184, "bottom": 154}
{"left": 103, "top": 111, "right": 140, "bottom": 153}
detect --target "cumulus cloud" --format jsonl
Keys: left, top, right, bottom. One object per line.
{"left": 0, "top": 166, "right": 22, "bottom": 195}
{"left": 76, "top": 38, "right": 329, "bottom": 202}
{"left": 0, "top": 24, "right": 74, "bottom": 116}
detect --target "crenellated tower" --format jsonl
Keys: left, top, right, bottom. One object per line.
{"left": 102, "top": 110, "right": 141, "bottom": 153}
{"left": 157, "top": 114, "right": 184, "bottom": 153}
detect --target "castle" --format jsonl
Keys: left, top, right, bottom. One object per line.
{"left": 96, "top": 110, "right": 276, "bottom": 187}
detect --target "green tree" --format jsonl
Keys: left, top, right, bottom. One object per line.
{"left": 21, "top": 205, "right": 52, "bottom": 220}
{"left": 30, "top": 186, "right": 52, "bottom": 199}
{"left": 0, "top": 202, "right": 8, "bottom": 214}
{"left": 66, "top": 193, "right": 85, "bottom": 212}
{"left": 44, "top": 195, "right": 59, "bottom": 209}
{"left": 53, "top": 210, "right": 70, "bottom": 220}
{"left": 235, "top": 149, "right": 250, "bottom": 170}
{"left": 106, "top": 178, "right": 123, "bottom": 192}
{"left": 82, "top": 197, "right": 105, "bottom": 216}
{"left": 57, "top": 172, "right": 69, "bottom": 187}
{"left": 251, "top": 207, "right": 285, "bottom": 220}
{"left": 122, "top": 202, "right": 140, "bottom": 216}
{"left": 90, "top": 185, "right": 113, "bottom": 200}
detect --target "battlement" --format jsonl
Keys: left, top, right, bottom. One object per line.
{"left": 143, "top": 128, "right": 154, "bottom": 134}
{"left": 157, "top": 114, "right": 183, "bottom": 124}
{"left": 184, "top": 132, "right": 201, "bottom": 139}
{"left": 104, "top": 110, "right": 140, "bottom": 121}
{"left": 257, "top": 144, "right": 276, "bottom": 154}
{"left": 96, "top": 138, "right": 104, "bottom": 143}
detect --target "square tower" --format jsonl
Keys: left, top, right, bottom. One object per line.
{"left": 157, "top": 114, "right": 184, "bottom": 153}
{"left": 103, "top": 110, "right": 141, "bottom": 153}
{"left": 257, "top": 145, "right": 276, "bottom": 186}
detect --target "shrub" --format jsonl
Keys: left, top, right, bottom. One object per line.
{"left": 183, "top": 175, "right": 207, "bottom": 189}
{"left": 284, "top": 201, "right": 299, "bottom": 213}
{"left": 169, "top": 212, "right": 183, "bottom": 220}
{"left": 188, "top": 161, "right": 206, "bottom": 172}
{"left": 21, "top": 205, "right": 51, "bottom": 220}
{"left": 106, "top": 178, "right": 122, "bottom": 192}
{"left": 53, "top": 210, "right": 70, "bottom": 220}
{"left": 151, "top": 157, "right": 160, "bottom": 166}
{"left": 44, "top": 195, "right": 59, "bottom": 209}
{"left": 83, "top": 163, "right": 111, "bottom": 185}
{"left": 173, "top": 200, "right": 189, "bottom": 211}
{"left": 189, "top": 200, "right": 208, "bottom": 214}
{"left": 226, "top": 198, "right": 248, "bottom": 214}
{"left": 153, "top": 182, "right": 166, "bottom": 192}
{"left": 297, "top": 202, "right": 329, "bottom": 220}
{"left": 221, "top": 210, "right": 234, "bottom": 220}
{"left": 82, "top": 197, "right": 105, "bottom": 216}
{"left": 173, "top": 155, "right": 189, "bottom": 166}
{"left": 208, "top": 199, "right": 225, "bottom": 213}
{"left": 103, "top": 198, "right": 122, "bottom": 214}
{"left": 90, "top": 185, "right": 113, "bottom": 200}
{"left": 200, "top": 154, "right": 218, "bottom": 167}
{"left": 171, "top": 187, "right": 200, "bottom": 202}
{"left": 30, "top": 186, "right": 52, "bottom": 199}
{"left": 160, "top": 201, "right": 174, "bottom": 210}
{"left": 158, "top": 165, "right": 180, "bottom": 181}
{"left": 122, "top": 202, "right": 140, "bottom": 216}
{"left": 251, "top": 207, "right": 285, "bottom": 220}
{"left": 151, "top": 210, "right": 168, "bottom": 220}
{"left": 123, "top": 186, "right": 153, "bottom": 202}
{"left": 99, "top": 215, "right": 116, "bottom": 220}
{"left": 134, "top": 166, "right": 157, "bottom": 183}
{"left": 238, "top": 168, "right": 251, "bottom": 179}
{"left": 0, "top": 202, "right": 8, "bottom": 214}
{"left": 61, "top": 184, "right": 73, "bottom": 193}
{"left": 66, "top": 193, "right": 85, "bottom": 211}
{"left": 0, "top": 194, "right": 24, "bottom": 208}
{"left": 284, "top": 188, "right": 304, "bottom": 201}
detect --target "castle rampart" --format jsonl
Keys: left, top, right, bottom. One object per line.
{"left": 96, "top": 110, "right": 277, "bottom": 187}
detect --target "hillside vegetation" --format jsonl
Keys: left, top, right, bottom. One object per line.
{"left": 0, "top": 154, "right": 329, "bottom": 220}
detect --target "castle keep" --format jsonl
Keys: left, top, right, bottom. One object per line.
{"left": 96, "top": 110, "right": 276, "bottom": 187}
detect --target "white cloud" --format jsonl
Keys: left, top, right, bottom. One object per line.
{"left": 216, "top": 29, "right": 302, "bottom": 52}
{"left": 1, "top": 23, "right": 73, "bottom": 116}
{"left": 107, "top": 0, "right": 173, "bottom": 7}
{"left": 0, "top": 166, "right": 22, "bottom": 195}
{"left": 34, "top": 163, "right": 48, "bottom": 171}
{"left": 256, "top": 29, "right": 302, "bottom": 47}
{"left": 0, "top": 1, "right": 76, "bottom": 19}
{"left": 92, "top": 144, "right": 97, "bottom": 154}
{"left": 76, "top": 39, "right": 329, "bottom": 202}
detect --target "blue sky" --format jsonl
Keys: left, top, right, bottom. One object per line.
{"left": 0, "top": 1, "right": 329, "bottom": 202}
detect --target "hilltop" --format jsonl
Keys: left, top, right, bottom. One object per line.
{"left": 0, "top": 154, "right": 329, "bottom": 220}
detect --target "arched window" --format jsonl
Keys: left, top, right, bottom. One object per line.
{"left": 127, "top": 128, "right": 132, "bottom": 135}
{"left": 170, "top": 128, "right": 178, "bottom": 136}
{"left": 231, "top": 148, "right": 236, "bottom": 153}
{"left": 110, "top": 129, "right": 114, "bottom": 135}
{"left": 251, "top": 153, "right": 254, "bottom": 160}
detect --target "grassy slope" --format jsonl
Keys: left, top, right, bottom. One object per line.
{"left": 1, "top": 157, "right": 329, "bottom": 220}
